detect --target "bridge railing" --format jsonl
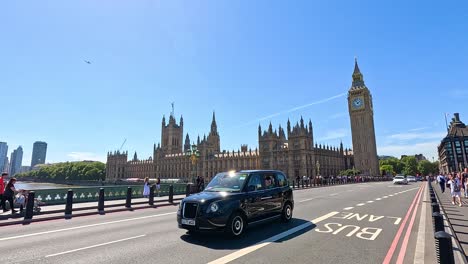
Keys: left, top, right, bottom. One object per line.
{"left": 32, "top": 183, "right": 188, "bottom": 205}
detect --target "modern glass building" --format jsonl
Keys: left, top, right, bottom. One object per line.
{"left": 438, "top": 113, "right": 468, "bottom": 173}
{"left": 31, "top": 141, "right": 47, "bottom": 168}
{"left": 10, "top": 146, "right": 23, "bottom": 176}
{"left": 0, "top": 142, "right": 8, "bottom": 173}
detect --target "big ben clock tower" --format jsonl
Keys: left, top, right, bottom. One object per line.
{"left": 348, "top": 59, "right": 380, "bottom": 176}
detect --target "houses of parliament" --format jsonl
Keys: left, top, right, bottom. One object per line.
{"left": 106, "top": 60, "right": 379, "bottom": 181}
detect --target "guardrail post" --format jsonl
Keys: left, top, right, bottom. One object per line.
{"left": 24, "top": 191, "right": 35, "bottom": 221}
{"left": 434, "top": 231, "right": 455, "bottom": 264}
{"left": 125, "top": 187, "right": 132, "bottom": 208}
{"left": 185, "top": 184, "right": 191, "bottom": 197}
{"left": 149, "top": 185, "right": 155, "bottom": 206}
{"left": 65, "top": 189, "right": 73, "bottom": 219}
{"left": 169, "top": 185, "right": 174, "bottom": 204}
{"left": 98, "top": 188, "right": 105, "bottom": 214}
{"left": 431, "top": 202, "right": 440, "bottom": 213}
{"left": 432, "top": 212, "right": 444, "bottom": 233}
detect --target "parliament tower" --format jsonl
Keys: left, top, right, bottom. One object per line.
{"left": 348, "top": 59, "right": 379, "bottom": 176}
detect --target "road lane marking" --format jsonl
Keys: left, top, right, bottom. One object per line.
{"left": 366, "top": 201, "right": 374, "bottom": 203}
{"left": 383, "top": 184, "right": 423, "bottom": 264}
{"left": 298, "top": 198, "right": 315, "bottom": 203}
{"left": 382, "top": 196, "right": 388, "bottom": 198}
{"left": 330, "top": 193, "right": 338, "bottom": 196}
{"left": 45, "top": 234, "right": 146, "bottom": 257}
{"left": 414, "top": 184, "right": 427, "bottom": 264}
{"left": 0, "top": 212, "right": 176, "bottom": 242}
{"left": 343, "top": 207, "right": 354, "bottom": 210}
{"left": 375, "top": 198, "right": 382, "bottom": 201}
{"left": 356, "top": 203, "right": 365, "bottom": 206}
{"left": 396, "top": 184, "right": 424, "bottom": 263}
{"left": 207, "top": 211, "right": 339, "bottom": 264}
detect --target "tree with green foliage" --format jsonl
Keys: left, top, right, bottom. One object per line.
{"left": 380, "top": 164, "right": 394, "bottom": 176}
{"left": 379, "top": 157, "right": 404, "bottom": 174}
{"left": 339, "top": 168, "right": 360, "bottom": 176}
{"left": 401, "top": 156, "right": 418, "bottom": 175}
{"left": 16, "top": 161, "right": 106, "bottom": 181}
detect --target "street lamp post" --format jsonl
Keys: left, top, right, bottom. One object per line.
{"left": 315, "top": 160, "right": 320, "bottom": 186}
{"left": 185, "top": 144, "right": 200, "bottom": 183}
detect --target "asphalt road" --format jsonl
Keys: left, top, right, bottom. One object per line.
{"left": 0, "top": 181, "right": 432, "bottom": 264}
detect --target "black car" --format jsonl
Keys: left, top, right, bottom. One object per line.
{"left": 177, "top": 170, "right": 294, "bottom": 237}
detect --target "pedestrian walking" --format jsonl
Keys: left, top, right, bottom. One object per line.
{"left": 448, "top": 174, "right": 462, "bottom": 207}
{"left": 3, "top": 178, "right": 19, "bottom": 214}
{"left": 0, "top": 173, "right": 6, "bottom": 211}
{"left": 462, "top": 168, "right": 468, "bottom": 198}
{"left": 156, "top": 177, "right": 161, "bottom": 197}
{"left": 143, "top": 177, "right": 150, "bottom": 198}
{"left": 437, "top": 173, "right": 446, "bottom": 193}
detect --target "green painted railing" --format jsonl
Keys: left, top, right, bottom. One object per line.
{"left": 33, "top": 183, "right": 188, "bottom": 205}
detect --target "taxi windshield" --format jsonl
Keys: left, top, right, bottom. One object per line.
{"left": 205, "top": 172, "right": 248, "bottom": 192}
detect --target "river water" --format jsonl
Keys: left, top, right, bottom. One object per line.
{"left": 14, "top": 181, "right": 77, "bottom": 190}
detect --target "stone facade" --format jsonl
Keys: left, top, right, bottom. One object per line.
{"left": 438, "top": 113, "right": 468, "bottom": 174}
{"left": 348, "top": 59, "right": 380, "bottom": 176}
{"left": 106, "top": 111, "right": 353, "bottom": 181}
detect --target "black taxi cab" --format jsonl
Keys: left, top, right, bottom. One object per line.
{"left": 177, "top": 170, "right": 294, "bottom": 237}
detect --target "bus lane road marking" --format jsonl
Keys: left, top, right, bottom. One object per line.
{"left": 313, "top": 212, "right": 403, "bottom": 241}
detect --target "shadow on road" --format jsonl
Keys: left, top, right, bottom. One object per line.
{"left": 180, "top": 217, "right": 314, "bottom": 250}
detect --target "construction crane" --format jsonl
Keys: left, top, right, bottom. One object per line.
{"left": 119, "top": 139, "right": 127, "bottom": 151}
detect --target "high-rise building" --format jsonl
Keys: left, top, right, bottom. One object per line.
{"left": 3, "top": 157, "right": 9, "bottom": 175}
{"left": 348, "top": 59, "right": 380, "bottom": 176}
{"left": 10, "top": 146, "right": 23, "bottom": 176}
{"left": 0, "top": 142, "right": 8, "bottom": 173}
{"left": 31, "top": 141, "right": 47, "bottom": 167}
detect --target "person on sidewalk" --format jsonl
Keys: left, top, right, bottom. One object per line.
{"left": 143, "top": 177, "right": 150, "bottom": 198}
{"left": 3, "top": 178, "right": 19, "bottom": 214}
{"left": 462, "top": 168, "right": 468, "bottom": 198}
{"left": 156, "top": 177, "right": 161, "bottom": 197}
{"left": 0, "top": 173, "right": 6, "bottom": 211}
{"left": 448, "top": 174, "right": 462, "bottom": 207}
{"left": 437, "top": 173, "right": 446, "bottom": 193}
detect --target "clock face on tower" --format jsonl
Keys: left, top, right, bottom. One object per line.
{"left": 351, "top": 97, "right": 364, "bottom": 110}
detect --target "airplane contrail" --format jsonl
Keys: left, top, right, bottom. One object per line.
{"left": 234, "top": 91, "right": 348, "bottom": 128}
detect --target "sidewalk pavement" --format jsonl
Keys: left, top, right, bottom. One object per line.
{"left": 0, "top": 194, "right": 185, "bottom": 226}
{"left": 433, "top": 182, "right": 468, "bottom": 262}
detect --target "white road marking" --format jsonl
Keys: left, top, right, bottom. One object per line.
{"left": 45, "top": 234, "right": 146, "bottom": 257}
{"left": 356, "top": 203, "right": 365, "bottom": 206}
{"left": 375, "top": 198, "right": 382, "bottom": 201}
{"left": 414, "top": 185, "right": 427, "bottom": 264}
{"left": 298, "top": 198, "right": 317, "bottom": 203}
{"left": 366, "top": 201, "right": 374, "bottom": 203}
{"left": 330, "top": 193, "right": 338, "bottom": 196}
{"left": 207, "top": 211, "right": 339, "bottom": 264}
{"left": 343, "top": 207, "right": 354, "bottom": 210}
{"left": 0, "top": 212, "right": 176, "bottom": 242}
{"left": 383, "top": 196, "right": 388, "bottom": 198}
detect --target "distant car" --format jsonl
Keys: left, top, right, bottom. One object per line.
{"left": 406, "top": 176, "right": 417, "bottom": 182}
{"left": 393, "top": 175, "right": 408, "bottom": 185}
{"left": 416, "top": 176, "right": 423, "bottom": 181}
{"left": 177, "top": 170, "right": 294, "bottom": 237}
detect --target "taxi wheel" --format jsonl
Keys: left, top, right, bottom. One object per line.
{"left": 226, "top": 212, "right": 245, "bottom": 238}
{"left": 281, "top": 203, "right": 293, "bottom": 222}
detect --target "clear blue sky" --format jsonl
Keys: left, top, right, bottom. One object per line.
{"left": 2, "top": 0, "right": 467, "bottom": 165}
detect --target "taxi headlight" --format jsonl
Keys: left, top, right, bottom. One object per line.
{"left": 208, "top": 202, "right": 219, "bottom": 213}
